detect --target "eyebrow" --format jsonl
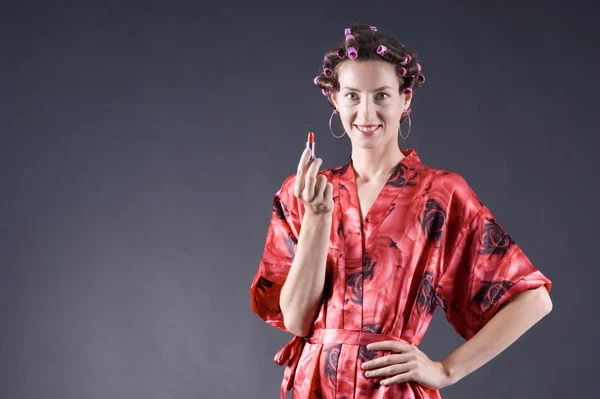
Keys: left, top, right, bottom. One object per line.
{"left": 341, "top": 85, "right": 394, "bottom": 92}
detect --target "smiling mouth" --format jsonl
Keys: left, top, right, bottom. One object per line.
{"left": 355, "top": 125, "right": 381, "bottom": 134}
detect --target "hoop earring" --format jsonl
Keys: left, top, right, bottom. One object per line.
{"left": 329, "top": 110, "right": 346, "bottom": 139}
{"left": 399, "top": 108, "right": 412, "bottom": 139}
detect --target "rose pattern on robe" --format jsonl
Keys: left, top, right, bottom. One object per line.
{"left": 416, "top": 271, "right": 436, "bottom": 315}
{"left": 357, "top": 323, "right": 381, "bottom": 363}
{"left": 329, "top": 160, "right": 351, "bottom": 176}
{"left": 386, "top": 161, "right": 419, "bottom": 188}
{"left": 346, "top": 254, "right": 376, "bottom": 304}
{"left": 323, "top": 344, "right": 342, "bottom": 387}
{"left": 357, "top": 345, "right": 378, "bottom": 364}
{"left": 472, "top": 280, "right": 516, "bottom": 313}
{"left": 434, "top": 284, "right": 448, "bottom": 312}
{"left": 255, "top": 276, "right": 274, "bottom": 293}
{"left": 478, "top": 217, "right": 515, "bottom": 257}
{"left": 272, "top": 195, "right": 287, "bottom": 220}
{"left": 281, "top": 232, "right": 296, "bottom": 261}
{"left": 336, "top": 215, "right": 346, "bottom": 239}
{"left": 271, "top": 195, "right": 297, "bottom": 261}
{"left": 418, "top": 198, "right": 447, "bottom": 244}
{"left": 346, "top": 272, "right": 363, "bottom": 305}
{"left": 312, "top": 389, "right": 324, "bottom": 399}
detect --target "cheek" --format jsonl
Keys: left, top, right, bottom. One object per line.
{"left": 383, "top": 113, "right": 402, "bottom": 128}
{"left": 340, "top": 116, "right": 354, "bottom": 129}
{"left": 331, "top": 114, "right": 352, "bottom": 134}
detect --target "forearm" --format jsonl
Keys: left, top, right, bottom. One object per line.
{"left": 280, "top": 211, "right": 332, "bottom": 336}
{"left": 442, "top": 286, "right": 552, "bottom": 385}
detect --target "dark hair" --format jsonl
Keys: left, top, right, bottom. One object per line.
{"left": 314, "top": 24, "right": 425, "bottom": 122}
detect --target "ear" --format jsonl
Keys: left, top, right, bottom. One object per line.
{"left": 330, "top": 91, "right": 339, "bottom": 110}
{"left": 403, "top": 91, "right": 412, "bottom": 108}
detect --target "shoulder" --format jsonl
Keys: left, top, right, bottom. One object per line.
{"left": 274, "top": 174, "right": 299, "bottom": 211}
{"left": 426, "top": 166, "right": 484, "bottom": 221}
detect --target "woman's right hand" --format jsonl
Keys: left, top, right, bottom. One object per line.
{"left": 294, "top": 147, "right": 334, "bottom": 216}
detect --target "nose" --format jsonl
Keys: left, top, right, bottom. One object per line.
{"left": 357, "top": 97, "right": 374, "bottom": 120}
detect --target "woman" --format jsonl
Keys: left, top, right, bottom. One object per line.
{"left": 250, "top": 24, "right": 553, "bottom": 399}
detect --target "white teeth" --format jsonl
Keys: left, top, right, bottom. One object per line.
{"left": 357, "top": 126, "right": 379, "bottom": 132}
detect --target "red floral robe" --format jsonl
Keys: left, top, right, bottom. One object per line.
{"left": 250, "top": 148, "right": 552, "bottom": 398}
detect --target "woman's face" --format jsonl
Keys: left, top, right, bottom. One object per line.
{"left": 331, "top": 60, "right": 411, "bottom": 149}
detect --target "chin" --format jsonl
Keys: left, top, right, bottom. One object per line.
{"left": 350, "top": 138, "right": 380, "bottom": 149}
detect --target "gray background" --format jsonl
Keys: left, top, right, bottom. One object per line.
{"left": 1, "top": 1, "right": 597, "bottom": 398}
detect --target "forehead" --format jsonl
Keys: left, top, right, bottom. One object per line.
{"left": 336, "top": 60, "right": 398, "bottom": 90}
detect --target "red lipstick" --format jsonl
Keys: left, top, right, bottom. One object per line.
{"left": 306, "top": 131, "right": 315, "bottom": 160}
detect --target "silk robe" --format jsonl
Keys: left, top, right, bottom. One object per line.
{"left": 250, "top": 148, "right": 552, "bottom": 398}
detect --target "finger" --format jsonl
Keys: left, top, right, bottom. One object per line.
{"left": 323, "top": 181, "right": 333, "bottom": 200}
{"left": 365, "top": 362, "right": 412, "bottom": 378}
{"left": 306, "top": 157, "right": 322, "bottom": 176}
{"left": 294, "top": 148, "right": 312, "bottom": 198}
{"left": 314, "top": 174, "right": 327, "bottom": 198}
{"left": 362, "top": 354, "right": 414, "bottom": 370}
{"left": 367, "top": 341, "right": 411, "bottom": 353}
{"left": 304, "top": 158, "right": 322, "bottom": 202}
{"left": 380, "top": 370, "right": 415, "bottom": 386}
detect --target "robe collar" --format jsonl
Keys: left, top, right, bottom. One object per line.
{"left": 330, "top": 148, "right": 424, "bottom": 250}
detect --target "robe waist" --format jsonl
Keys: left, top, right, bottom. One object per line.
{"left": 274, "top": 328, "right": 411, "bottom": 397}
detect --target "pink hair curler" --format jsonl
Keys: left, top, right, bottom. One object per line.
{"left": 348, "top": 47, "right": 357, "bottom": 59}
{"left": 376, "top": 45, "right": 388, "bottom": 55}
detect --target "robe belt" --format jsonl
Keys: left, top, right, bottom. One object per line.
{"left": 274, "top": 328, "right": 411, "bottom": 397}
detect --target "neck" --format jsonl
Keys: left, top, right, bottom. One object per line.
{"left": 350, "top": 145, "right": 406, "bottom": 181}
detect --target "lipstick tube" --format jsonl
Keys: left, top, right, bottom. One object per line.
{"left": 306, "top": 131, "right": 315, "bottom": 160}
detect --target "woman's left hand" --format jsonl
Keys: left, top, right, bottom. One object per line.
{"left": 361, "top": 341, "right": 453, "bottom": 390}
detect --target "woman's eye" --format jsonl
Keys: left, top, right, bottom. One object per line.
{"left": 345, "top": 93, "right": 389, "bottom": 100}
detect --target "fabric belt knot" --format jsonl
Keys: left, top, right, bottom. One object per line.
{"left": 274, "top": 328, "right": 411, "bottom": 398}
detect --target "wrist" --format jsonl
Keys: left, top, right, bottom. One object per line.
{"left": 439, "top": 359, "right": 460, "bottom": 386}
{"left": 303, "top": 210, "right": 333, "bottom": 221}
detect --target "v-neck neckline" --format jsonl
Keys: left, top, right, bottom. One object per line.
{"left": 354, "top": 178, "right": 391, "bottom": 225}
{"left": 329, "top": 147, "right": 423, "bottom": 255}
{"left": 347, "top": 148, "right": 416, "bottom": 225}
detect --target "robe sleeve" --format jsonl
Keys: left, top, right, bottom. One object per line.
{"left": 436, "top": 174, "right": 553, "bottom": 340}
{"left": 250, "top": 176, "right": 302, "bottom": 332}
